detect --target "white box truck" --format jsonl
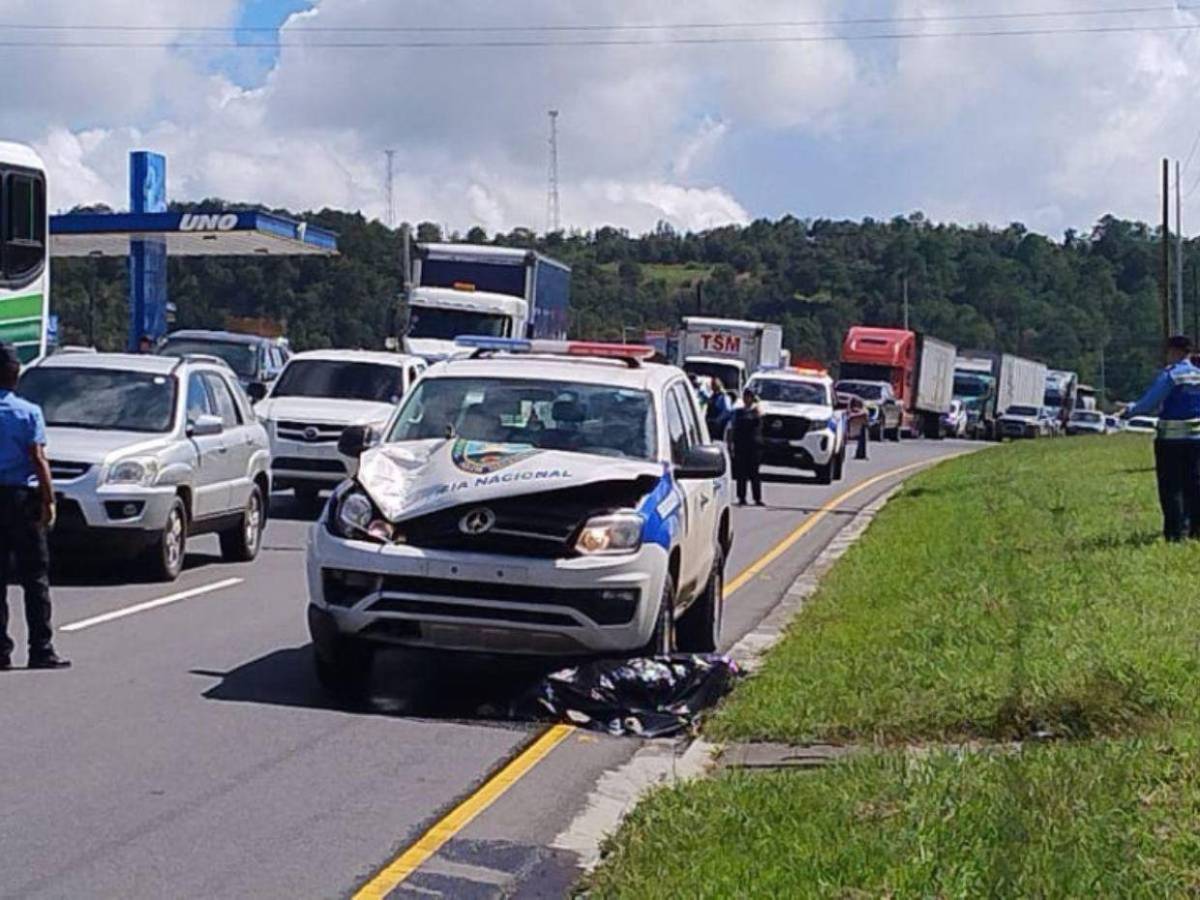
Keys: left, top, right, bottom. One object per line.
{"left": 399, "top": 243, "right": 571, "bottom": 361}
{"left": 677, "top": 317, "right": 783, "bottom": 394}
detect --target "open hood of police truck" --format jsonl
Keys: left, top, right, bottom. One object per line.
{"left": 355, "top": 438, "right": 664, "bottom": 523}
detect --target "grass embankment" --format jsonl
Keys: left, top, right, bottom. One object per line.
{"left": 588, "top": 436, "right": 1200, "bottom": 897}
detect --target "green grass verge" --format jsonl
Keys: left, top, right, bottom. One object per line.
{"left": 586, "top": 736, "right": 1200, "bottom": 898}
{"left": 587, "top": 436, "right": 1200, "bottom": 897}
{"left": 711, "top": 435, "right": 1200, "bottom": 744}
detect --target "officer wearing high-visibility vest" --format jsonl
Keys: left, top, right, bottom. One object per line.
{"left": 1124, "top": 334, "right": 1200, "bottom": 542}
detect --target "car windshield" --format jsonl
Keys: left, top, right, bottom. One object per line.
{"left": 1007, "top": 405, "right": 1039, "bottom": 417}
{"left": 19, "top": 367, "right": 177, "bottom": 433}
{"left": 272, "top": 360, "right": 406, "bottom": 403}
{"left": 751, "top": 378, "right": 828, "bottom": 405}
{"left": 836, "top": 381, "right": 884, "bottom": 400}
{"left": 684, "top": 361, "right": 742, "bottom": 392}
{"left": 1071, "top": 411, "right": 1102, "bottom": 423}
{"left": 160, "top": 339, "right": 257, "bottom": 378}
{"left": 407, "top": 307, "right": 509, "bottom": 340}
{"left": 387, "top": 377, "right": 657, "bottom": 461}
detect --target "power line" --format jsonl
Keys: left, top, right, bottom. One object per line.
{"left": 1, "top": 4, "right": 1196, "bottom": 34}
{"left": 4, "top": 21, "right": 1200, "bottom": 50}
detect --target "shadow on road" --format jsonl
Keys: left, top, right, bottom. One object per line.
{"left": 48, "top": 549, "right": 221, "bottom": 587}
{"left": 193, "top": 644, "right": 556, "bottom": 725}
{"left": 268, "top": 492, "right": 329, "bottom": 523}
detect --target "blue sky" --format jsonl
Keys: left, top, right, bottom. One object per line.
{"left": 220, "top": 0, "right": 313, "bottom": 86}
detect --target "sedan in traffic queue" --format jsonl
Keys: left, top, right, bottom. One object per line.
{"left": 940, "top": 399, "right": 969, "bottom": 438}
{"left": 1066, "top": 409, "right": 1107, "bottom": 436}
{"left": 255, "top": 350, "right": 426, "bottom": 505}
{"left": 18, "top": 352, "right": 271, "bottom": 580}
{"left": 997, "top": 404, "right": 1051, "bottom": 440}
{"left": 305, "top": 338, "right": 733, "bottom": 695}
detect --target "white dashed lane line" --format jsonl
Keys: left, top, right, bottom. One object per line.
{"left": 60, "top": 577, "right": 245, "bottom": 633}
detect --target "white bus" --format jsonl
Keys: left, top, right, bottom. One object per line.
{"left": 0, "top": 141, "right": 49, "bottom": 363}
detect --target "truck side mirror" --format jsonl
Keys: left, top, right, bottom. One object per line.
{"left": 676, "top": 444, "right": 727, "bottom": 480}
{"left": 246, "top": 382, "right": 268, "bottom": 403}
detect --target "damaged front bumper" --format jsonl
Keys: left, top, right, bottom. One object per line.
{"left": 306, "top": 524, "right": 669, "bottom": 656}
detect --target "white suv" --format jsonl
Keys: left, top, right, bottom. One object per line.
{"left": 749, "top": 369, "right": 846, "bottom": 483}
{"left": 255, "top": 350, "right": 425, "bottom": 503}
{"left": 305, "top": 339, "right": 733, "bottom": 693}
{"left": 19, "top": 353, "right": 271, "bottom": 580}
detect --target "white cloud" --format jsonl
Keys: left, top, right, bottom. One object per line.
{"left": 9, "top": 0, "right": 1200, "bottom": 234}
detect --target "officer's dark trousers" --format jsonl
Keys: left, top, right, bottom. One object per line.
{"left": 733, "top": 452, "right": 763, "bottom": 505}
{"left": 0, "top": 486, "right": 52, "bottom": 657}
{"left": 1154, "top": 440, "right": 1200, "bottom": 542}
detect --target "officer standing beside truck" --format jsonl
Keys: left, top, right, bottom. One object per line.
{"left": 1123, "top": 335, "right": 1200, "bottom": 542}
{"left": 0, "top": 342, "right": 69, "bottom": 670}
{"left": 728, "top": 387, "right": 765, "bottom": 506}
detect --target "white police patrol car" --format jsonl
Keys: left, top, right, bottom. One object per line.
{"left": 305, "top": 338, "right": 733, "bottom": 692}
{"left": 748, "top": 368, "right": 846, "bottom": 483}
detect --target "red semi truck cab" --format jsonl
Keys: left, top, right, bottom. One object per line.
{"left": 840, "top": 326, "right": 917, "bottom": 418}
{"left": 839, "top": 326, "right": 957, "bottom": 438}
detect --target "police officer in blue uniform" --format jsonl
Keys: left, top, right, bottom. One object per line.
{"left": 0, "top": 342, "right": 69, "bottom": 669}
{"left": 1124, "top": 334, "right": 1200, "bottom": 542}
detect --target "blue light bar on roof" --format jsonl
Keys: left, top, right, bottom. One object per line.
{"left": 454, "top": 336, "right": 533, "bottom": 352}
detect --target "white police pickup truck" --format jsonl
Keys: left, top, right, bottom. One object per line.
{"left": 748, "top": 368, "right": 846, "bottom": 483}
{"left": 305, "top": 338, "right": 733, "bottom": 693}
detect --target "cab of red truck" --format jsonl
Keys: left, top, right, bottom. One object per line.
{"left": 839, "top": 326, "right": 957, "bottom": 439}
{"left": 839, "top": 327, "right": 916, "bottom": 432}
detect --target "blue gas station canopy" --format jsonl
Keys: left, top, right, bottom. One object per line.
{"left": 50, "top": 209, "right": 338, "bottom": 258}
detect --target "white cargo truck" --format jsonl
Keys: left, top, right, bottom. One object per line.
{"left": 912, "top": 334, "right": 957, "bottom": 437}
{"left": 677, "top": 317, "right": 784, "bottom": 394}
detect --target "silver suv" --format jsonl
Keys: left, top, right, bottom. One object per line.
{"left": 19, "top": 353, "right": 271, "bottom": 580}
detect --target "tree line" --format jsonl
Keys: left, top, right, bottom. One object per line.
{"left": 49, "top": 203, "right": 1186, "bottom": 402}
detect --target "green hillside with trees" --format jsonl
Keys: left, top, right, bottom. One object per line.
{"left": 50, "top": 204, "right": 1182, "bottom": 403}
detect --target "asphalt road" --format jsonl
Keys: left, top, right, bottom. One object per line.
{"left": 0, "top": 438, "right": 974, "bottom": 899}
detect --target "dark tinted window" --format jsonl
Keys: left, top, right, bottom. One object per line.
{"left": 3, "top": 171, "right": 46, "bottom": 285}
{"left": 161, "top": 339, "right": 257, "bottom": 378}
{"left": 19, "top": 368, "right": 176, "bottom": 433}
{"left": 665, "top": 389, "right": 689, "bottom": 464}
{"left": 272, "top": 360, "right": 406, "bottom": 403}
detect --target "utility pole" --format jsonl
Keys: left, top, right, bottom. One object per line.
{"left": 902, "top": 275, "right": 910, "bottom": 331}
{"left": 546, "top": 110, "right": 561, "bottom": 234}
{"left": 1177, "top": 159, "right": 1185, "bottom": 335}
{"left": 1163, "top": 158, "right": 1172, "bottom": 354}
{"left": 384, "top": 149, "right": 396, "bottom": 229}
{"left": 1098, "top": 343, "right": 1106, "bottom": 408}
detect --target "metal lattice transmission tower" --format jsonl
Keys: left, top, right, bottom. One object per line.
{"left": 384, "top": 148, "right": 396, "bottom": 229}
{"left": 546, "top": 110, "right": 561, "bottom": 234}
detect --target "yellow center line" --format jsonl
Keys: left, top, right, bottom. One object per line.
{"left": 354, "top": 724, "right": 575, "bottom": 898}
{"left": 353, "top": 454, "right": 955, "bottom": 898}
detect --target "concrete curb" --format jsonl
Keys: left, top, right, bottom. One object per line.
{"left": 551, "top": 483, "right": 904, "bottom": 871}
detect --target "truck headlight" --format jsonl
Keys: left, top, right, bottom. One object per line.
{"left": 330, "top": 487, "right": 395, "bottom": 543}
{"left": 574, "top": 512, "right": 644, "bottom": 556}
{"left": 105, "top": 458, "right": 160, "bottom": 487}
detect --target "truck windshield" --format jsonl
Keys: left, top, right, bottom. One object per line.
{"left": 159, "top": 339, "right": 257, "bottom": 378}
{"left": 953, "top": 374, "right": 991, "bottom": 398}
{"left": 684, "top": 361, "right": 741, "bottom": 392}
{"left": 407, "top": 307, "right": 509, "bottom": 340}
{"left": 272, "top": 360, "right": 406, "bottom": 403}
{"left": 388, "top": 377, "right": 656, "bottom": 461}
{"left": 835, "top": 381, "right": 884, "bottom": 400}
{"left": 19, "top": 368, "right": 177, "bottom": 433}
{"left": 751, "top": 378, "right": 828, "bottom": 405}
